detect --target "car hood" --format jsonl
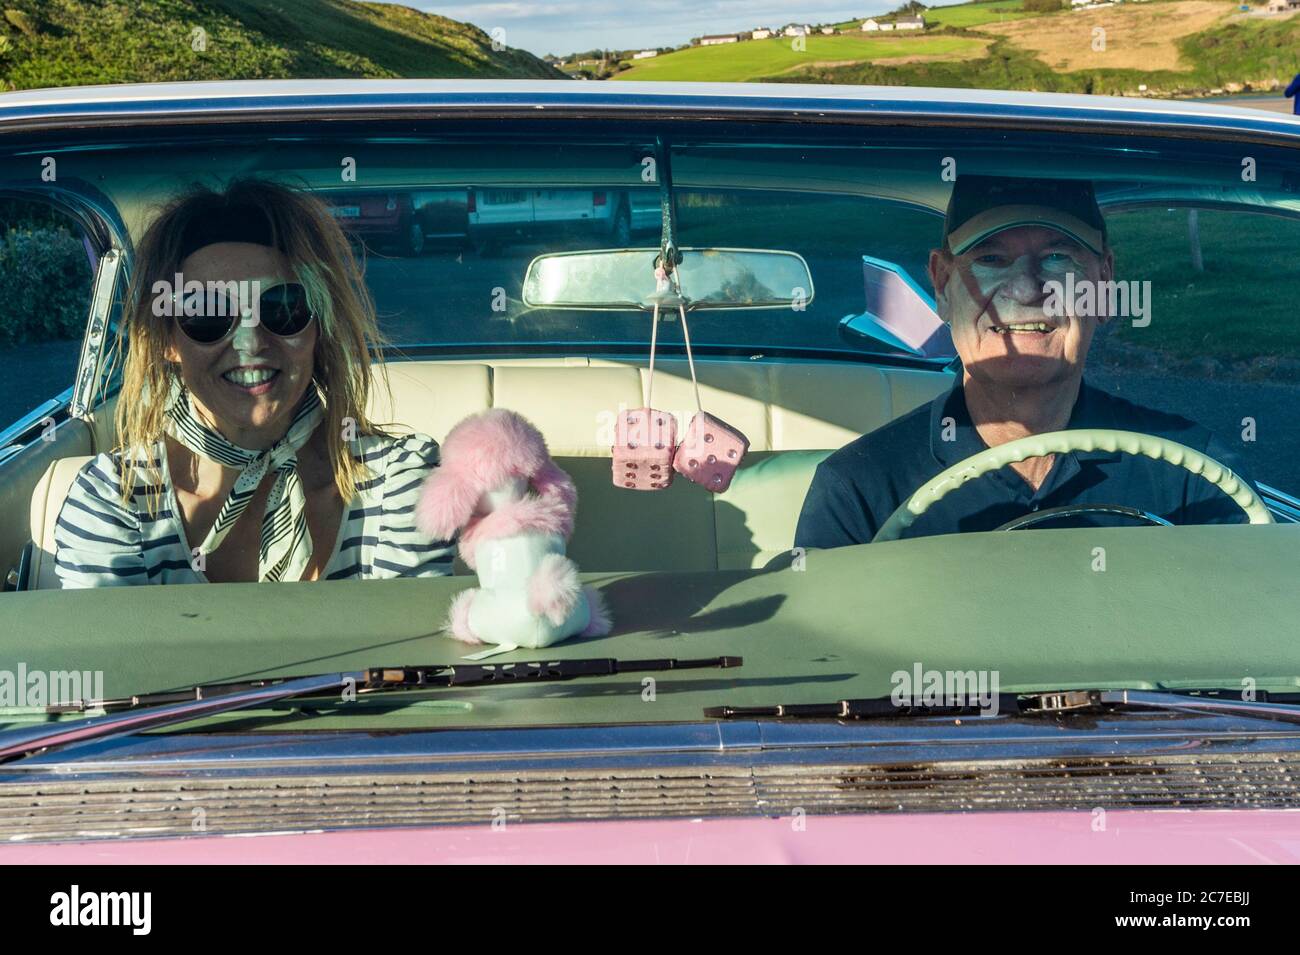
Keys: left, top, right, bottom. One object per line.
{"left": 2, "top": 524, "right": 1299, "bottom": 734}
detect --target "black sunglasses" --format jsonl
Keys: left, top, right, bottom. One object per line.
{"left": 174, "top": 282, "right": 316, "bottom": 345}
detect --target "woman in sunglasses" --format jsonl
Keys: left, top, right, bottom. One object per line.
{"left": 55, "top": 180, "right": 454, "bottom": 586}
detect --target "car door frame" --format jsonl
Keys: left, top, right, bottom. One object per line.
{"left": 0, "top": 180, "right": 127, "bottom": 585}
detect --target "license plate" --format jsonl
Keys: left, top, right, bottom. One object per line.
{"left": 329, "top": 205, "right": 361, "bottom": 218}
{"left": 483, "top": 191, "right": 526, "bottom": 205}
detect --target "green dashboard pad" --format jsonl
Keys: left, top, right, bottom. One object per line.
{"left": 2, "top": 524, "right": 1298, "bottom": 732}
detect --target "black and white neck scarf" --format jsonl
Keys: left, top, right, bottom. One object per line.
{"left": 165, "top": 386, "right": 325, "bottom": 582}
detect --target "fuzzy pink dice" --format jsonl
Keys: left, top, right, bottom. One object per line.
{"left": 612, "top": 408, "right": 677, "bottom": 490}
{"left": 673, "top": 411, "right": 749, "bottom": 493}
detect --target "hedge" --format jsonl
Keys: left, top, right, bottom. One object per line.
{"left": 0, "top": 227, "right": 93, "bottom": 345}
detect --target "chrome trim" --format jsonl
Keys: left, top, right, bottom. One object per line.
{"left": 1100, "top": 689, "right": 1300, "bottom": 725}
{"left": 69, "top": 247, "right": 120, "bottom": 419}
{"left": 11, "top": 745, "right": 1300, "bottom": 842}
{"left": 0, "top": 80, "right": 1296, "bottom": 129}
{"left": 0, "top": 82, "right": 1295, "bottom": 154}
{"left": 1260, "top": 482, "right": 1300, "bottom": 523}
{"left": 0, "top": 387, "right": 72, "bottom": 457}
{"left": 9, "top": 710, "right": 1300, "bottom": 780}
{"left": 997, "top": 503, "right": 1173, "bottom": 531}
{"left": 0, "top": 671, "right": 357, "bottom": 762}
{"left": 7, "top": 711, "right": 1300, "bottom": 842}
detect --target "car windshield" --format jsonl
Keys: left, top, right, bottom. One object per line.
{"left": 2, "top": 113, "right": 1299, "bottom": 732}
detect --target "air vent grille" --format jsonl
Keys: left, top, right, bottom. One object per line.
{"left": 3, "top": 752, "right": 1298, "bottom": 842}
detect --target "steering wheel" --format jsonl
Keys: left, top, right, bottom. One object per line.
{"left": 871, "top": 428, "right": 1273, "bottom": 543}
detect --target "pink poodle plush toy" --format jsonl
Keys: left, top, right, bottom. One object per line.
{"left": 416, "top": 409, "right": 612, "bottom": 648}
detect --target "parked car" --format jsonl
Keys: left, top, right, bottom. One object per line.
{"left": 1, "top": 80, "right": 1300, "bottom": 863}
{"left": 468, "top": 187, "right": 658, "bottom": 254}
{"left": 321, "top": 190, "right": 426, "bottom": 256}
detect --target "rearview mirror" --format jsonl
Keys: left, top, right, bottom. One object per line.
{"left": 522, "top": 248, "right": 814, "bottom": 310}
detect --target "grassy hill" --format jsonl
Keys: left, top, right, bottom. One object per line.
{"left": 1180, "top": 13, "right": 1300, "bottom": 88}
{"left": 610, "top": 0, "right": 1300, "bottom": 98}
{"left": 915, "top": 0, "right": 1040, "bottom": 28}
{"left": 980, "top": 0, "right": 1227, "bottom": 72}
{"left": 0, "top": 0, "right": 565, "bottom": 90}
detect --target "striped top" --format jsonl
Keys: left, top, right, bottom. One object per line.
{"left": 54, "top": 432, "right": 455, "bottom": 587}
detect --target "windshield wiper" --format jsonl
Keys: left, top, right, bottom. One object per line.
{"left": 706, "top": 687, "right": 1300, "bottom": 725}
{"left": 706, "top": 694, "right": 1024, "bottom": 720}
{"left": 49, "top": 656, "right": 744, "bottom": 714}
{"left": 0, "top": 655, "right": 742, "bottom": 765}
{"left": 1098, "top": 688, "right": 1300, "bottom": 725}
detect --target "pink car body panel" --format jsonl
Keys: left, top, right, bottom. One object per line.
{"left": 4, "top": 811, "right": 1299, "bottom": 864}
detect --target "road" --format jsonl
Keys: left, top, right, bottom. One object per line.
{"left": 1086, "top": 363, "right": 1298, "bottom": 490}
{"left": 1202, "top": 94, "right": 1296, "bottom": 115}
{"left": 0, "top": 339, "right": 82, "bottom": 433}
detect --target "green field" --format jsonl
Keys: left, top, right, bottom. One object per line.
{"left": 923, "top": 0, "right": 1043, "bottom": 28}
{"left": 612, "top": 34, "right": 989, "bottom": 82}
{"left": 834, "top": 0, "right": 1040, "bottom": 31}
{"left": 614, "top": 0, "right": 1284, "bottom": 99}
{"left": 1107, "top": 208, "right": 1300, "bottom": 362}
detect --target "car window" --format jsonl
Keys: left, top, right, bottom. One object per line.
{"left": 356, "top": 182, "right": 942, "bottom": 357}
{"left": 3, "top": 117, "right": 1299, "bottom": 595}
{"left": 0, "top": 198, "right": 95, "bottom": 428}
{"left": 5, "top": 120, "right": 1299, "bottom": 412}
{"left": 1094, "top": 205, "right": 1300, "bottom": 490}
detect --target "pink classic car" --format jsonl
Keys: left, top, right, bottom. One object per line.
{"left": 1, "top": 80, "right": 1299, "bottom": 875}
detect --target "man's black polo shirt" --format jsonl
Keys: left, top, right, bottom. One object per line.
{"left": 794, "top": 376, "right": 1255, "bottom": 548}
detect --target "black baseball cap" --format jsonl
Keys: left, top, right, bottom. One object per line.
{"left": 943, "top": 175, "right": 1106, "bottom": 256}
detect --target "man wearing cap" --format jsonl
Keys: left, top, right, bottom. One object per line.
{"left": 794, "top": 174, "right": 1254, "bottom": 548}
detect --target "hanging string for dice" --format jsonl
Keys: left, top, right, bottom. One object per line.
{"left": 645, "top": 262, "right": 701, "bottom": 416}
{"left": 613, "top": 256, "right": 750, "bottom": 494}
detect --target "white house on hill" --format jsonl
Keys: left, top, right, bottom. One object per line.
{"left": 863, "top": 14, "right": 924, "bottom": 30}
{"left": 700, "top": 34, "right": 738, "bottom": 46}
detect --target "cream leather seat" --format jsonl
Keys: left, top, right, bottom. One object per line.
{"left": 26, "top": 358, "right": 951, "bottom": 587}
{"left": 373, "top": 358, "right": 947, "bottom": 454}
{"left": 27, "top": 454, "right": 93, "bottom": 591}
{"left": 374, "top": 358, "right": 948, "bottom": 568}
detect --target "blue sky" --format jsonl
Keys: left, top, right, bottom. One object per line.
{"left": 376, "top": 2, "right": 902, "bottom": 58}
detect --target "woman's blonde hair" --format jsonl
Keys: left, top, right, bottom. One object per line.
{"left": 113, "top": 178, "right": 391, "bottom": 511}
